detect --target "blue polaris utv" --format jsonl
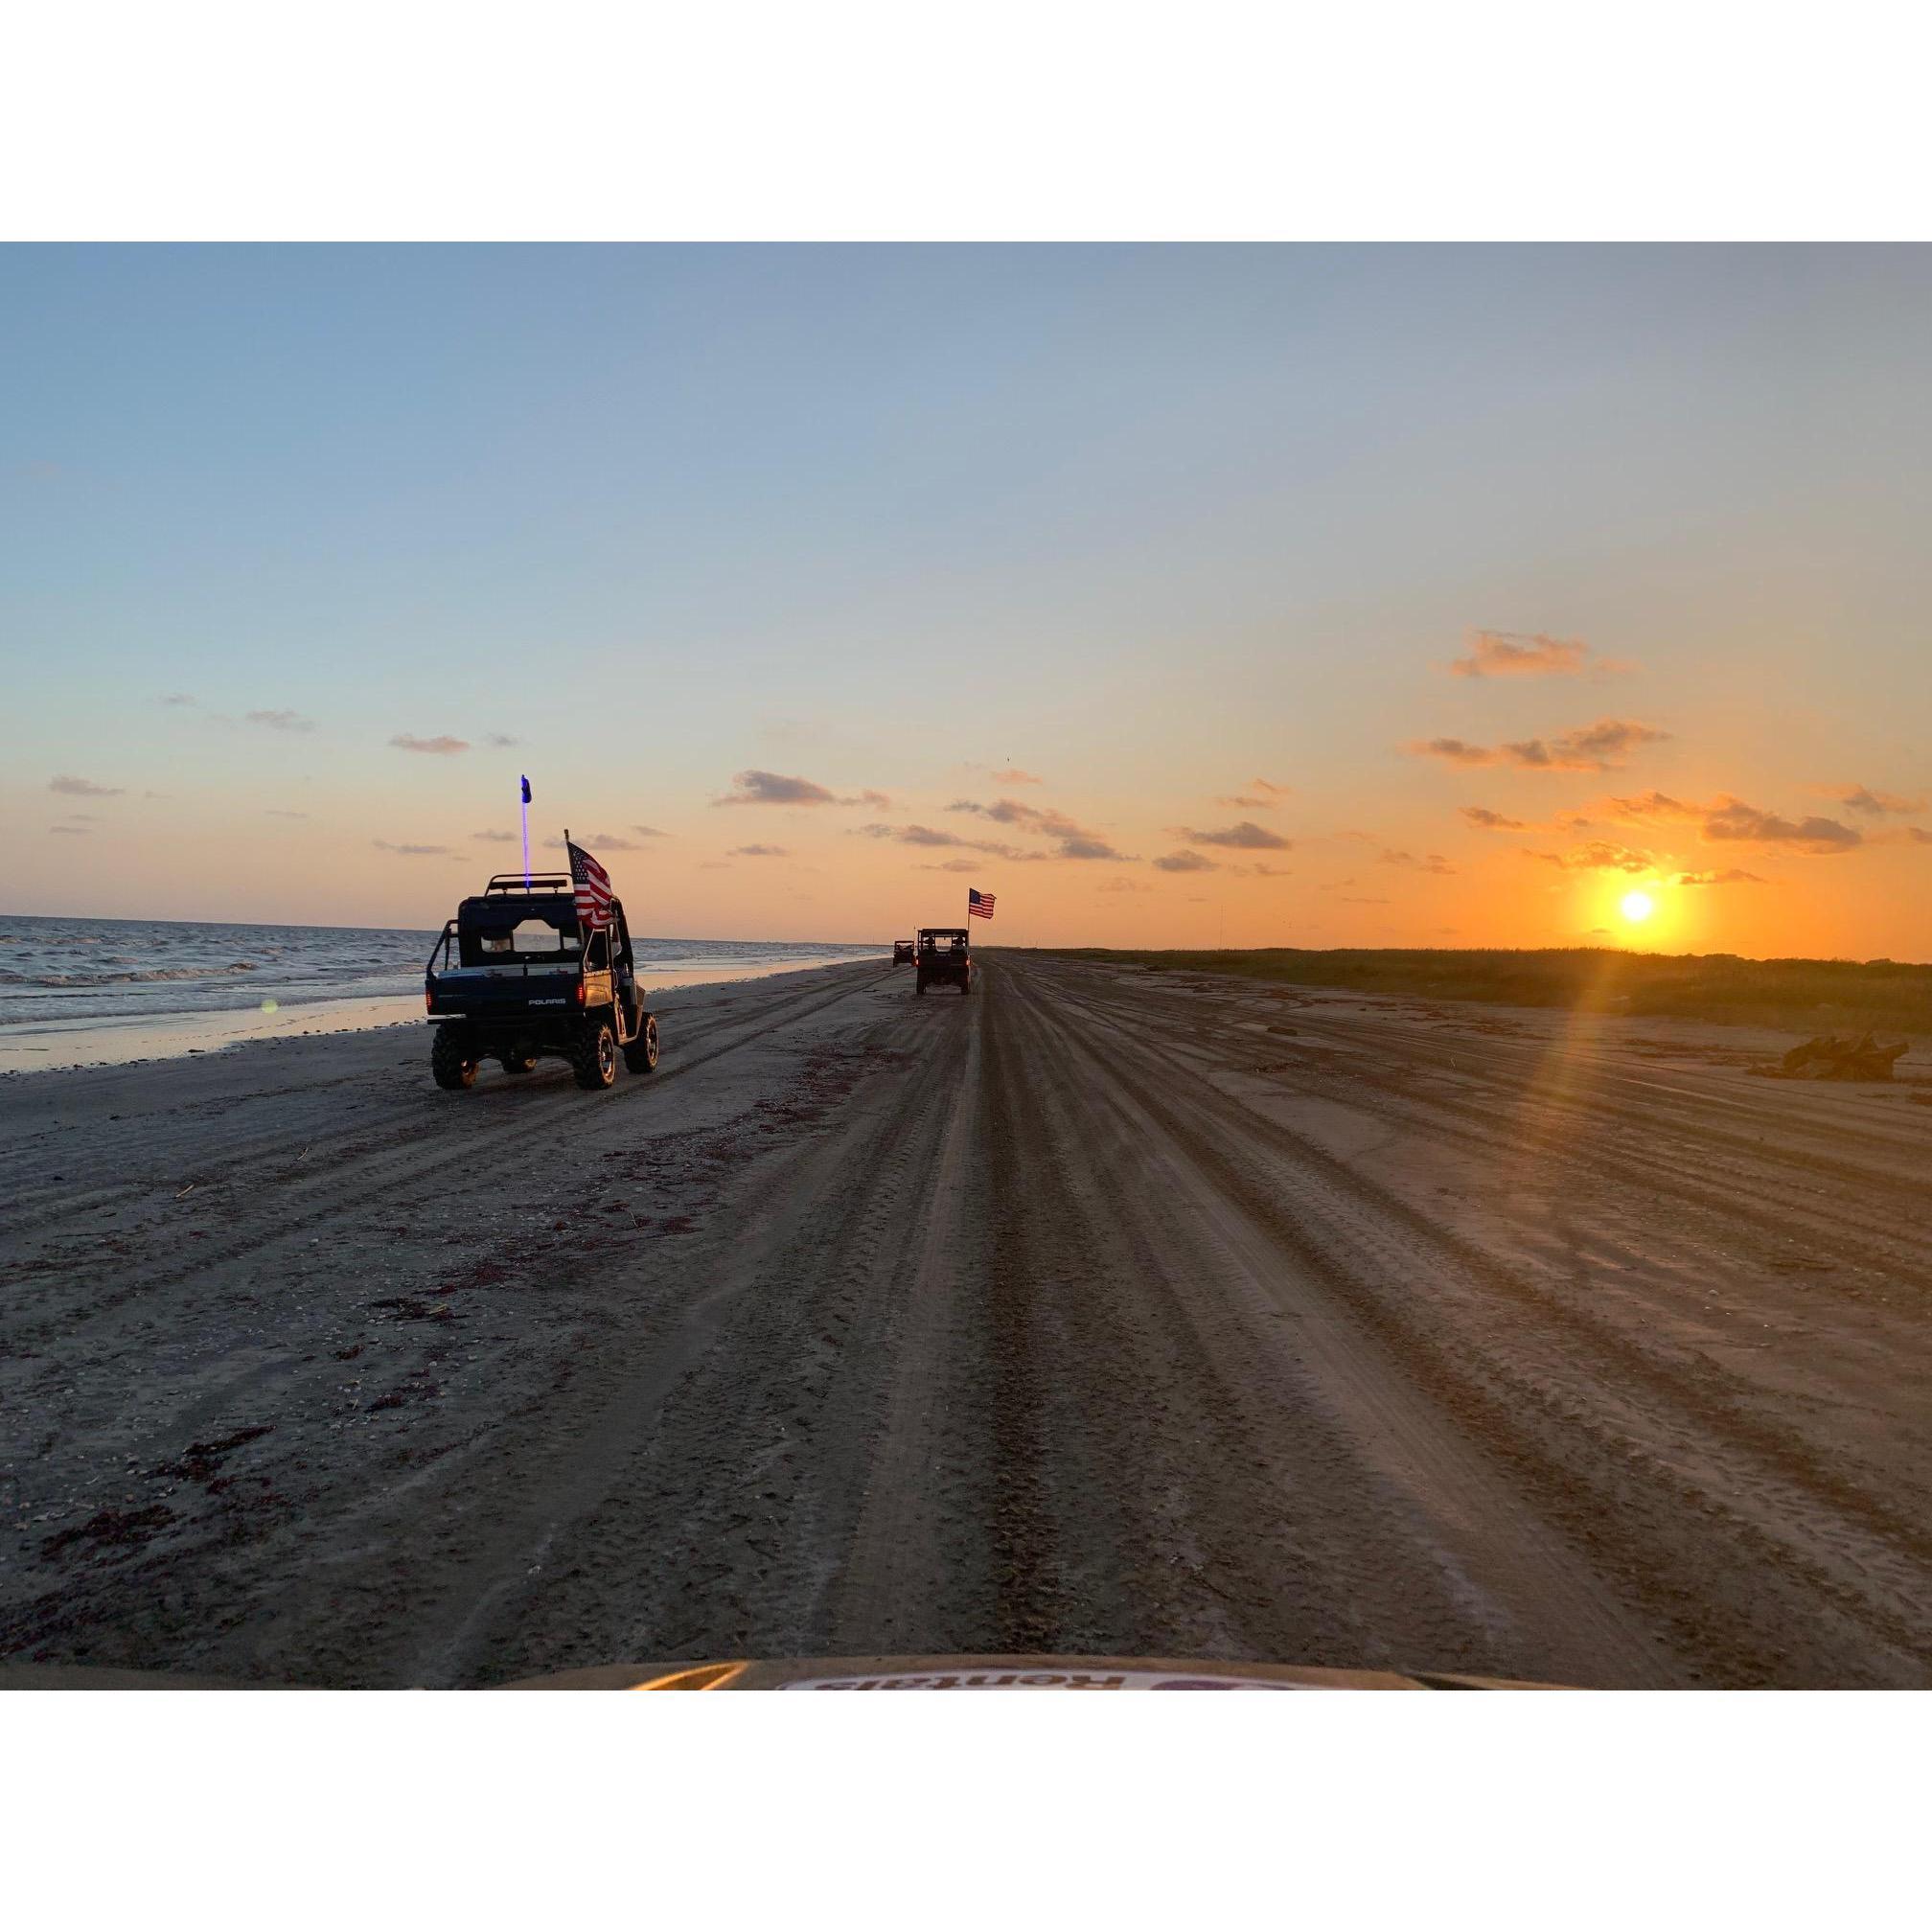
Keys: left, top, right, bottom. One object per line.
{"left": 423, "top": 873, "right": 658, "bottom": 1091}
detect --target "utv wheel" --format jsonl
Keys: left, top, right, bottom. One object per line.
{"left": 623, "top": 1013, "right": 659, "bottom": 1075}
{"left": 572, "top": 1021, "right": 618, "bottom": 1091}
{"left": 500, "top": 1053, "right": 538, "bottom": 1075}
{"left": 431, "top": 1029, "right": 476, "bottom": 1091}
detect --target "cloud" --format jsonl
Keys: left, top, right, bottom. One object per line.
{"left": 632, "top": 824, "right": 667, "bottom": 839}
{"left": 49, "top": 774, "right": 124, "bottom": 796}
{"left": 947, "top": 796, "right": 1127, "bottom": 859}
{"left": 576, "top": 832, "right": 644, "bottom": 852}
{"left": 1460, "top": 805, "right": 1528, "bottom": 830}
{"left": 1408, "top": 737, "right": 1499, "bottom": 767}
{"left": 472, "top": 829, "right": 518, "bottom": 842}
{"left": 1407, "top": 719, "right": 1668, "bottom": 772}
{"left": 856, "top": 822, "right": 1017, "bottom": 855}
{"left": 1447, "top": 629, "right": 1627, "bottom": 678}
{"left": 715, "top": 769, "right": 887, "bottom": 808}
{"left": 1338, "top": 895, "right": 1389, "bottom": 904}
{"left": 1152, "top": 850, "right": 1217, "bottom": 873}
{"left": 264, "top": 808, "right": 309, "bottom": 819}
{"left": 1814, "top": 783, "right": 1925, "bottom": 816}
{"left": 1168, "top": 820, "right": 1292, "bottom": 851}
{"left": 1878, "top": 825, "right": 1932, "bottom": 846}
{"left": 373, "top": 840, "right": 450, "bottom": 857}
{"left": 1230, "top": 862, "right": 1291, "bottom": 878}
{"left": 485, "top": 732, "right": 519, "bottom": 748}
{"left": 246, "top": 709, "right": 316, "bottom": 733}
{"left": 991, "top": 768, "right": 1043, "bottom": 784}
{"left": 390, "top": 733, "right": 469, "bottom": 755}
{"left": 1606, "top": 789, "right": 1862, "bottom": 853}
{"left": 1703, "top": 799, "right": 1859, "bottom": 853}
{"left": 1098, "top": 877, "right": 1153, "bottom": 893}
{"left": 1528, "top": 840, "right": 1657, "bottom": 874}
{"left": 1674, "top": 868, "right": 1767, "bottom": 886}
{"left": 920, "top": 859, "right": 983, "bottom": 873}
{"left": 48, "top": 824, "right": 91, "bottom": 835}
{"left": 1215, "top": 779, "right": 1292, "bottom": 808}
{"left": 1379, "top": 848, "right": 1457, "bottom": 874}
{"left": 730, "top": 843, "right": 788, "bottom": 858}
{"left": 156, "top": 693, "right": 196, "bottom": 707}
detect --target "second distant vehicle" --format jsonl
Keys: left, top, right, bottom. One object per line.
{"left": 914, "top": 927, "right": 973, "bottom": 996}
{"left": 893, "top": 939, "right": 915, "bottom": 965}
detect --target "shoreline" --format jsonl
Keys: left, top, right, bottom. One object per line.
{"left": 0, "top": 954, "right": 883, "bottom": 1075}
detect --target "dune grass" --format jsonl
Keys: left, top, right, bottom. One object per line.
{"left": 1031, "top": 946, "right": 1932, "bottom": 1036}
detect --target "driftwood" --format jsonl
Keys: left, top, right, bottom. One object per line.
{"left": 1775, "top": 1033, "right": 1909, "bottom": 1081}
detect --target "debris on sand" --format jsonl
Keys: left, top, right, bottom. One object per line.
{"left": 1760, "top": 1033, "right": 1910, "bottom": 1082}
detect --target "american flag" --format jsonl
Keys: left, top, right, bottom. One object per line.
{"left": 968, "top": 888, "right": 996, "bottom": 919}
{"left": 567, "top": 837, "right": 614, "bottom": 931}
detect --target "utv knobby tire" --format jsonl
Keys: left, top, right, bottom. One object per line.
{"left": 623, "top": 1013, "right": 659, "bottom": 1075}
{"left": 572, "top": 1021, "right": 618, "bottom": 1091}
{"left": 500, "top": 1054, "right": 538, "bottom": 1075}
{"left": 431, "top": 1029, "right": 477, "bottom": 1091}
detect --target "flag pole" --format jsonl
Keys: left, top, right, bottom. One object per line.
{"left": 520, "top": 776, "right": 531, "bottom": 891}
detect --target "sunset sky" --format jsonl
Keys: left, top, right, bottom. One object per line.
{"left": 4, "top": 244, "right": 1928, "bottom": 955}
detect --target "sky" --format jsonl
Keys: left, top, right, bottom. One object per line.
{"left": 3, "top": 244, "right": 1928, "bottom": 955}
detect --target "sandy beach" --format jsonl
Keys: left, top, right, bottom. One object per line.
{"left": 4, "top": 953, "right": 1930, "bottom": 1687}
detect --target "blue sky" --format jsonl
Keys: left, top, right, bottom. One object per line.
{"left": 4, "top": 245, "right": 1928, "bottom": 950}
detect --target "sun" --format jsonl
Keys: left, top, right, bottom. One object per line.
{"left": 1620, "top": 889, "right": 1655, "bottom": 923}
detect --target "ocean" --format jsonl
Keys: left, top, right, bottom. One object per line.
{"left": 0, "top": 914, "right": 886, "bottom": 1070}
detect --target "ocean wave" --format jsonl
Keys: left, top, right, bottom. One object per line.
{"left": 0, "top": 963, "right": 264, "bottom": 989}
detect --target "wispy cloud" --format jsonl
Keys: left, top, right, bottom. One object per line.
{"left": 1446, "top": 629, "right": 1630, "bottom": 679}
{"left": 991, "top": 767, "right": 1043, "bottom": 784}
{"left": 730, "top": 844, "right": 788, "bottom": 858}
{"left": 1704, "top": 800, "right": 1860, "bottom": 852}
{"left": 264, "top": 808, "right": 309, "bottom": 819}
{"left": 373, "top": 839, "right": 450, "bottom": 856}
{"left": 1674, "top": 868, "right": 1767, "bottom": 886}
{"left": 1606, "top": 789, "right": 1862, "bottom": 853}
{"left": 246, "top": 709, "right": 316, "bottom": 733}
{"left": 1460, "top": 805, "right": 1528, "bottom": 830}
{"left": 391, "top": 733, "right": 469, "bottom": 755}
{"left": 715, "top": 769, "right": 887, "bottom": 808}
{"left": 1152, "top": 850, "right": 1217, "bottom": 873}
{"left": 1527, "top": 840, "right": 1657, "bottom": 874}
{"left": 48, "top": 824, "right": 91, "bottom": 836}
{"left": 949, "top": 797, "right": 1130, "bottom": 860}
{"left": 555, "top": 831, "right": 645, "bottom": 852}
{"left": 1214, "top": 777, "right": 1293, "bottom": 808}
{"left": 472, "top": 829, "right": 518, "bottom": 842}
{"left": 485, "top": 732, "right": 519, "bottom": 748}
{"left": 1378, "top": 848, "right": 1456, "bottom": 874}
{"left": 1098, "top": 877, "right": 1153, "bottom": 893}
{"left": 632, "top": 824, "right": 667, "bottom": 839}
{"left": 1407, "top": 719, "right": 1668, "bottom": 772}
{"left": 1167, "top": 820, "right": 1291, "bottom": 851}
{"left": 49, "top": 773, "right": 124, "bottom": 796}
{"left": 155, "top": 692, "right": 197, "bottom": 707}
{"left": 1813, "top": 783, "right": 1925, "bottom": 816}
{"left": 920, "top": 859, "right": 982, "bottom": 873}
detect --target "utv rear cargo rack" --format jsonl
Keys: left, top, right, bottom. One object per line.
{"left": 484, "top": 873, "right": 572, "bottom": 894}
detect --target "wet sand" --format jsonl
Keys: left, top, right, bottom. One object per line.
{"left": 3, "top": 954, "right": 1929, "bottom": 1686}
